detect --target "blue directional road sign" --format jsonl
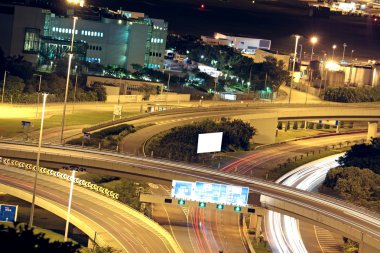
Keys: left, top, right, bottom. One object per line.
{"left": 0, "top": 204, "right": 18, "bottom": 222}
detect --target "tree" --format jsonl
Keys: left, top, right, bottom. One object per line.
{"left": 338, "top": 138, "right": 380, "bottom": 174}
{"left": 5, "top": 75, "right": 25, "bottom": 95}
{"left": 0, "top": 223, "right": 81, "bottom": 253}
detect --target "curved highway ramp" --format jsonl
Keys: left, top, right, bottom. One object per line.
{"left": 0, "top": 165, "right": 182, "bottom": 253}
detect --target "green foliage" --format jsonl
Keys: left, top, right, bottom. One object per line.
{"left": 78, "top": 174, "right": 120, "bottom": 184}
{"left": 338, "top": 138, "right": 380, "bottom": 174}
{"left": 148, "top": 119, "right": 255, "bottom": 161}
{"left": 324, "top": 86, "right": 380, "bottom": 103}
{"left": 277, "top": 121, "right": 282, "bottom": 130}
{"left": 0, "top": 223, "right": 80, "bottom": 253}
{"left": 166, "top": 34, "right": 290, "bottom": 92}
{"left": 292, "top": 121, "right": 298, "bottom": 130}
{"left": 342, "top": 238, "right": 359, "bottom": 253}
{"left": 68, "top": 124, "right": 135, "bottom": 149}
{"left": 322, "top": 167, "right": 380, "bottom": 212}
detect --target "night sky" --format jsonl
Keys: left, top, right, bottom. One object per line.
{"left": 91, "top": 0, "right": 380, "bottom": 59}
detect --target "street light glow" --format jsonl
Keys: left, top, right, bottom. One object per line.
{"left": 310, "top": 36, "right": 318, "bottom": 45}
{"left": 67, "top": 0, "right": 85, "bottom": 7}
{"left": 325, "top": 60, "right": 340, "bottom": 71}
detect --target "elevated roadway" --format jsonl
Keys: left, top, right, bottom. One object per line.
{"left": 0, "top": 164, "right": 182, "bottom": 253}
{"left": 0, "top": 140, "right": 379, "bottom": 252}
{"left": 84, "top": 104, "right": 380, "bottom": 151}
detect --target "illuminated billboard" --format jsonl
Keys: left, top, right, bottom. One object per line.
{"left": 171, "top": 180, "right": 249, "bottom": 206}
{"left": 197, "top": 132, "right": 223, "bottom": 154}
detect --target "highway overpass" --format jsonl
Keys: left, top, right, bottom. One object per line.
{"left": 0, "top": 141, "right": 379, "bottom": 252}
{"left": 0, "top": 163, "right": 182, "bottom": 253}
{"left": 83, "top": 104, "right": 380, "bottom": 147}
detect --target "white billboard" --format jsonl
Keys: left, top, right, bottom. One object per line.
{"left": 197, "top": 132, "right": 223, "bottom": 153}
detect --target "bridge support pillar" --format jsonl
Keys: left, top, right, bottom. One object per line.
{"left": 255, "top": 215, "right": 263, "bottom": 239}
{"left": 367, "top": 121, "right": 378, "bottom": 141}
{"left": 249, "top": 214, "right": 257, "bottom": 229}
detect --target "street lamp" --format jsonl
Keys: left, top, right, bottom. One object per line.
{"left": 63, "top": 166, "right": 85, "bottom": 242}
{"left": 29, "top": 92, "right": 48, "bottom": 227}
{"left": 1, "top": 70, "right": 9, "bottom": 104}
{"left": 33, "top": 74, "right": 42, "bottom": 117}
{"left": 342, "top": 43, "right": 347, "bottom": 62}
{"left": 60, "top": 15, "right": 78, "bottom": 145}
{"left": 289, "top": 35, "right": 300, "bottom": 104}
{"left": 332, "top": 44, "right": 337, "bottom": 61}
{"left": 350, "top": 50, "right": 355, "bottom": 62}
{"left": 310, "top": 36, "right": 318, "bottom": 61}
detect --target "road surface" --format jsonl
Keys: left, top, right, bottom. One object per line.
{"left": 0, "top": 164, "right": 181, "bottom": 253}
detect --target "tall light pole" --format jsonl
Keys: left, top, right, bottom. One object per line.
{"left": 350, "top": 50, "right": 355, "bottom": 62}
{"left": 307, "top": 36, "right": 318, "bottom": 104}
{"left": 60, "top": 15, "right": 78, "bottom": 145}
{"left": 64, "top": 168, "right": 77, "bottom": 242}
{"left": 342, "top": 43, "right": 347, "bottom": 62}
{"left": 332, "top": 44, "right": 337, "bottom": 61}
{"left": 289, "top": 35, "right": 300, "bottom": 104}
{"left": 310, "top": 36, "right": 318, "bottom": 61}
{"left": 33, "top": 74, "right": 42, "bottom": 117}
{"left": 29, "top": 92, "right": 48, "bottom": 227}
{"left": 299, "top": 44, "right": 303, "bottom": 63}
{"left": 1, "top": 70, "right": 9, "bottom": 104}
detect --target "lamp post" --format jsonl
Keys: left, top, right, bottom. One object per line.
{"left": 310, "top": 36, "right": 318, "bottom": 61}
{"left": 61, "top": 0, "right": 83, "bottom": 144}
{"left": 60, "top": 15, "right": 78, "bottom": 145}
{"left": 299, "top": 44, "right": 303, "bottom": 63}
{"left": 350, "top": 50, "right": 355, "bottom": 62}
{"left": 306, "top": 36, "right": 318, "bottom": 104}
{"left": 332, "top": 44, "right": 337, "bottom": 61}
{"left": 342, "top": 43, "right": 347, "bottom": 62}
{"left": 289, "top": 35, "right": 300, "bottom": 104}
{"left": 29, "top": 92, "right": 48, "bottom": 227}
{"left": 1, "top": 70, "right": 9, "bottom": 104}
{"left": 33, "top": 74, "right": 42, "bottom": 117}
{"left": 64, "top": 168, "right": 76, "bottom": 242}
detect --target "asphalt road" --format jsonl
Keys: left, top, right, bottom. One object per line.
{"left": 0, "top": 164, "right": 180, "bottom": 253}
{"left": 265, "top": 154, "right": 344, "bottom": 253}
{"left": 150, "top": 184, "right": 248, "bottom": 253}
{"left": 0, "top": 138, "right": 379, "bottom": 251}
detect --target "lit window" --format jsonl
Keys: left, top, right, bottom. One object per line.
{"left": 91, "top": 31, "right": 94, "bottom": 36}
{"left": 69, "top": 29, "right": 72, "bottom": 34}
{"left": 52, "top": 27, "right": 56, "bottom": 32}
{"left": 100, "top": 32, "right": 103, "bottom": 37}
{"left": 58, "top": 28, "right": 62, "bottom": 33}
{"left": 85, "top": 31, "right": 88, "bottom": 36}
{"left": 81, "top": 30, "right": 84, "bottom": 35}
{"left": 23, "top": 28, "right": 40, "bottom": 53}
{"left": 158, "top": 64, "right": 160, "bottom": 68}
{"left": 75, "top": 30, "right": 78, "bottom": 34}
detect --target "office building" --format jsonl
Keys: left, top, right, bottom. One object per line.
{"left": 0, "top": 3, "right": 168, "bottom": 71}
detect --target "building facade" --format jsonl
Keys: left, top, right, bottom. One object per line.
{"left": 201, "top": 33, "right": 271, "bottom": 53}
{"left": 0, "top": 4, "right": 168, "bottom": 71}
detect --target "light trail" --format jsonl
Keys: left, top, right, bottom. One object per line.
{"left": 265, "top": 154, "right": 342, "bottom": 253}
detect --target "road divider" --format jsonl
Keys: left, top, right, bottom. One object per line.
{"left": 0, "top": 157, "right": 119, "bottom": 200}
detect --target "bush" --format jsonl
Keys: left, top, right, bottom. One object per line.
{"left": 324, "top": 86, "right": 380, "bottom": 103}
{"left": 147, "top": 118, "right": 255, "bottom": 162}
